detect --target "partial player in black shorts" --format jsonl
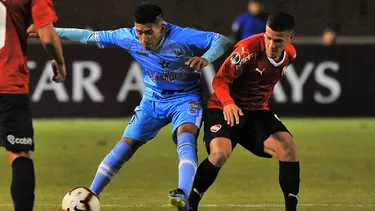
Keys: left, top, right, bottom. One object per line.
{"left": 0, "top": 94, "right": 34, "bottom": 153}
{"left": 189, "top": 12, "right": 300, "bottom": 211}
{"left": 1, "top": 1, "right": 66, "bottom": 210}
{"left": 203, "top": 108, "right": 290, "bottom": 158}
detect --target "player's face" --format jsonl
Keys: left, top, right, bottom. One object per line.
{"left": 135, "top": 23, "right": 164, "bottom": 50}
{"left": 264, "top": 26, "right": 294, "bottom": 59}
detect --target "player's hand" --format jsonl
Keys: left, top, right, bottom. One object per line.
{"left": 223, "top": 104, "right": 244, "bottom": 126}
{"left": 185, "top": 57, "right": 208, "bottom": 72}
{"left": 51, "top": 60, "right": 67, "bottom": 83}
{"left": 27, "top": 24, "right": 38, "bottom": 37}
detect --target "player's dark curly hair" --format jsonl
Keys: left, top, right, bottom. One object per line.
{"left": 267, "top": 12, "right": 295, "bottom": 32}
{"left": 133, "top": 3, "right": 164, "bottom": 24}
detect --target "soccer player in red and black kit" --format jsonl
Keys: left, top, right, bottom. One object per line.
{"left": 189, "top": 12, "right": 300, "bottom": 211}
{"left": 0, "top": 0, "right": 66, "bottom": 210}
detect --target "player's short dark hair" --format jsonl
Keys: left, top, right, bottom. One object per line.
{"left": 133, "top": 3, "right": 164, "bottom": 24}
{"left": 266, "top": 12, "right": 295, "bottom": 32}
{"left": 248, "top": 0, "right": 263, "bottom": 4}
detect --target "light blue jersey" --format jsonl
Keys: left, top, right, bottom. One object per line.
{"left": 94, "top": 23, "right": 220, "bottom": 100}
{"left": 55, "top": 23, "right": 228, "bottom": 140}
{"left": 55, "top": 16, "right": 229, "bottom": 205}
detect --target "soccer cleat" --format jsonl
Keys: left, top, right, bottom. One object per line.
{"left": 168, "top": 188, "right": 190, "bottom": 211}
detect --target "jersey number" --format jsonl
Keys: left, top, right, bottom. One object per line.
{"left": 0, "top": 2, "right": 6, "bottom": 49}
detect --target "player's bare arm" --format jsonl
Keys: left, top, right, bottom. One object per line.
{"left": 34, "top": 23, "right": 66, "bottom": 82}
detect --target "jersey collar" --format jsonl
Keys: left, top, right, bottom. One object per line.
{"left": 267, "top": 51, "right": 286, "bottom": 67}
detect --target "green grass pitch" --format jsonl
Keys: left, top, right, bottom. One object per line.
{"left": 0, "top": 118, "right": 374, "bottom": 211}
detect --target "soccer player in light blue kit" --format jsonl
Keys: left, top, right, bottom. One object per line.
{"left": 46, "top": 3, "right": 229, "bottom": 210}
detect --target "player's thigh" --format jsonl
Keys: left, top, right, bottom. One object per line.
{"left": 122, "top": 99, "right": 169, "bottom": 142}
{"left": 0, "top": 94, "right": 34, "bottom": 161}
{"left": 239, "top": 110, "right": 290, "bottom": 158}
{"left": 203, "top": 108, "right": 238, "bottom": 155}
{"left": 170, "top": 95, "right": 203, "bottom": 141}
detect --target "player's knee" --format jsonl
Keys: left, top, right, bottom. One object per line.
{"left": 208, "top": 138, "right": 232, "bottom": 167}
{"left": 7, "top": 151, "right": 32, "bottom": 165}
{"left": 176, "top": 123, "right": 198, "bottom": 136}
{"left": 208, "top": 147, "right": 232, "bottom": 168}
{"left": 121, "top": 137, "right": 144, "bottom": 152}
{"left": 209, "top": 149, "right": 231, "bottom": 167}
{"left": 277, "top": 141, "right": 298, "bottom": 162}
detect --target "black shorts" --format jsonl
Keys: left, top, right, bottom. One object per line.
{"left": 0, "top": 94, "right": 34, "bottom": 152}
{"left": 203, "top": 108, "right": 290, "bottom": 158}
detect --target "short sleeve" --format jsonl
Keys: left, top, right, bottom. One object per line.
{"left": 94, "top": 28, "right": 135, "bottom": 49}
{"left": 182, "top": 27, "right": 220, "bottom": 51}
{"left": 31, "top": 0, "right": 58, "bottom": 29}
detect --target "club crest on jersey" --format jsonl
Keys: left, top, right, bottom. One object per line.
{"left": 187, "top": 100, "right": 200, "bottom": 115}
{"left": 173, "top": 48, "right": 185, "bottom": 59}
{"left": 188, "top": 100, "right": 200, "bottom": 108}
{"left": 210, "top": 124, "right": 222, "bottom": 133}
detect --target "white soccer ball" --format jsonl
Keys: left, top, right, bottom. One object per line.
{"left": 62, "top": 186, "right": 100, "bottom": 211}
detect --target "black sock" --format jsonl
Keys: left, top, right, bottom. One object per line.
{"left": 279, "top": 161, "right": 300, "bottom": 211}
{"left": 11, "top": 157, "right": 35, "bottom": 211}
{"left": 189, "top": 158, "right": 220, "bottom": 210}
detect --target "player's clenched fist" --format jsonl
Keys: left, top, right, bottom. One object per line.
{"left": 223, "top": 104, "right": 244, "bottom": 126}
{"left": 26, "top": 24, "right": 38, "bottom": 37}
{"left": 51, "top": 60, "right": 66, "bottom": 83}
{"left": 185, "top": 57, "right": 208, "bottom": 72}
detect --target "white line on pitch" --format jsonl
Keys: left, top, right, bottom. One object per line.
{"left": 0, "top": 203, "right": 373, "bottom": 208}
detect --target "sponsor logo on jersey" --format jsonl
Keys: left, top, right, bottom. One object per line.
{"left": 231, "top": 48, "right": 254, "bottom": 69}
{"left": 7, "top": 135, "right": 33, "bottom": 145}
{"left": 255, "top": 67, "right": 266, "bottom": 75}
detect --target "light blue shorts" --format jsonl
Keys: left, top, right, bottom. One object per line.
{"left": 122, "top": 94, "right": 203, "bottom": 142}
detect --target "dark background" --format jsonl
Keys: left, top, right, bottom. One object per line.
{"left": 27, "top": 44, "right": 375, "bottom": 117}
{"left": 53, "top": 0, "right": 375, "bottom": 36}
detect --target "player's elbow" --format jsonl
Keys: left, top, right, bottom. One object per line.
{"left": 212, "top": 77, "right": 230, "bottom": 90}
{"left": 217, "top": 35, "right": 230, "bottom": 50}
{"left": 37, "top": 23, "right": 57, "bottom": 45}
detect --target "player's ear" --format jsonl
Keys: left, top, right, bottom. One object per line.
{"left": 161, "top": 24, "right": 166, "bottom": 32}
{"left": 289, "top": 33, "right": 295, "bottom": 41}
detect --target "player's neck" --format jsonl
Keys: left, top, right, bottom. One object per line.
{"left": 272, "top": 51, "right": 284, "bottom": 63}
{"left": 155, "top": 36, "right": 165, "bottom": 50}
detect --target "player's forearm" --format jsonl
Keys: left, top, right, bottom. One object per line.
{"left": 212, "top": 77, "right": 235, "bottom": 106}
{"left": 201, "top": 35, "right": 230, "bottom": 63}
{"left": 37, "top": 24, "right": 65, "bottom": 65}
{"left": 54, "top": 28, "right": 96, "bottom": 44}
{"left": 42, "top": 33, "right": 65, "bottom": 66}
